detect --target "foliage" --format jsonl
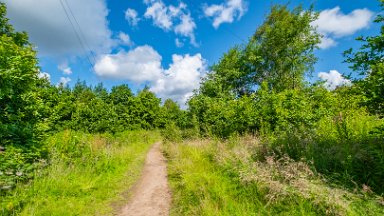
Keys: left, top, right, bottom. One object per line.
{"left": 344, "top": 1, "right": 384, "bottom": 115}
{"left": 0, "top": 2, "right": 41, "bottom": 147}
{"left": 0, "top": 3, "right": 47, "bottom": 197}
{"left": 249, "top": 5, "right": 320, "bottom": 92}
{"left": 199, "top": 4, "right": 320, "bottom": 98}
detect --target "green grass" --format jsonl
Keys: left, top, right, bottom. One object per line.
{"left": 1, "top": 130, "right": 160, "bottom": 216}
{"left": 164, "top": 138, "right": 384, "bottom": 216}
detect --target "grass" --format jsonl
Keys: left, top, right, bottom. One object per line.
{"left": 164, "top": 137, "right": 384, "bottom": 216}
{"left": 1, "top": 130, "right": 160, "bottom": 216}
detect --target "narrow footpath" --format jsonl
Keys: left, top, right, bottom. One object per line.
{"left": 118, "top": 142, "right": 171, "bottom": 216}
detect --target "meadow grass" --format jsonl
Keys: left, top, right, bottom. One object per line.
{"left": 164, "top": 137, "right": 384, "bottom": 216}
{"left": 1, "top": 130, "right": 160, "bottom": 216}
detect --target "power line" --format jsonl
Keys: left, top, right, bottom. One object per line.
{"left": 59, "top": 0, "right": 95, "bottom": 69}
{"left": 62, "top": 0, "right": 97, "bottom": 64}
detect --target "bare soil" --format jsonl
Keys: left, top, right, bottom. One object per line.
{"left": 118, "top": 142, "right": 171, "bottom": 216}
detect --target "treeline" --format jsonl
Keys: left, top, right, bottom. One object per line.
{"left": 39, "top": 82, "right": 190, "bottom": 133}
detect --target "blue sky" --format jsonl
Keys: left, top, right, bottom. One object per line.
{"left": 3, "top": 0, "right": 382, "bottom": 105}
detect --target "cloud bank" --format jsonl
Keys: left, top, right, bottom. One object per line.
{"left": 94, "top": 45, "right": 206, "bottom": 105}
{"left": 3, "top": 0, "right": 114, "bottom": 57}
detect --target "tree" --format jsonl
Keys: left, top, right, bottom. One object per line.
{"left": 198, "top": 4, "right": 320, "bottom": 99}
{"left": 0, "top": 3, "right": 41, "bottom": 146}
{"left": 248, "top": 5, "right": 320, "bottom": 92}
{"left": 190, "top": 4, "right": 320, "bottom": 135}
{"left": 202, "top": 47, "right": 250, "bottom": 97}
{"left": 344, "top": 1, "right": 384, "bottom": 115}
{"left": 109, "top": 84, "right": 133, "bottom": 105}
{"left": 109, "top": 84, "right": 135, "bottom": 130}
{"left": 133, "top": 87, "right": 161, "bottom": 129}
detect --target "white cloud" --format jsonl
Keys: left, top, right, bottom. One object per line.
{"left": 94, "top": 45, "right": 163, "bottom": 82}
{"left": 313, "top": 7, "right": 373, "bottom": 37}
{"left": 38, "top": 72, "right": 51, "bottom": 81}
{"left": 312, "top": 7, "right": 373, "bottom": 49}
{"left": 145, "top": 1, "right": 174, "bottom": 30}
{"left": 318, "top": 36, "right": 337, "bottom": 49}
{"left": 151, "top": 54, "right": 206, "bottom": 105}
{"left": 57, "top": 77, "right": 71, "bottom": 87}
{"left": 58, "top": 62, "right": 72, "bottom": 75}
{"left": 175, "top": 38, "right": 184, "bottom": 47}
{"left": 175, "top": 13, "right": 197, "bottom": 46}
{"left": 144, "top": 0, "right": 197, "bottom": 46}
{"left": 118, "top": 32, "right": 134, "bottom": 46}
{"left": 318, "top": 70, "right": 351, "bottom": 90}
{"left": 3, "top": 0, "right": 114, "bottom": 57}
{"left": 204, "top": 0, "right": 247, "bottom": 29}
{"left": 125, "top": 8, "right": 140, "bottom": 26}
{"left": 94, "top": 45, "right": 206, "bottom": 105}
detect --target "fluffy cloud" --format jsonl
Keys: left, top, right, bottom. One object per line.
{"left": 312, "top": 7, "right": 373, "bottom": 49}
{"left": 175, "top": 13, "right": 197, "bottom": 46}
{"left": 144, "top": 0, "right": 197, "bottom": 46}
{"left": 58, "top": 63, "right": 72, "bottom": 75}
{"left": 151, "top": 54, "right": 206, "bottom": 105}
{"left": 118, "top": 32, "right": 134, "bottom": 47}
{"left": 318, "top": 70, "right": 351, "bottom": 90}
{"left": 125, "top": 8, "right": 140, "bottom": 26}
{"left": 94, "top": 45, "right": 163, "bottom": 82}
{"left": 204, "top": 0, "right": 247, "bottom": 29}
{"left": 38, "top": 72, "right": 51, "bottom": 81}
{"left": 318, "top": 36, "right": 337, "bottom": 49}
{"left": 94, "top": 45, "right": 206, "bottom": 105}
{"left": 144, "top": 1, "right": 174, "bottom": 30}
{"left": 3, "top": 0, "right": 113, "bottom": 57}
{"left": 57, "top": 77, "right": 71, "bottom": 87}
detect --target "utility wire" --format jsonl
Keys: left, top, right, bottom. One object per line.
{"left": 62, "top": 0, "right": 97, "bottom": 64}
{"left": 59, "top": 0, "right": 94, "bottom": 69}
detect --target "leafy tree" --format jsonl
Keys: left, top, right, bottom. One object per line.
{"left": 133, "top": 87, "right": 161, "bottom": 129}
{"left": 72, "top": 98, "right": 117, "bottom": 133}
{"left": 109, "top": 84, "right": 135, "bottom": 130}
{"left": 93, "top": 83, "right": 108, "bottom": 101}
{"left": 199, "top": 5, "right": 320, "bottom": 98}
{"left": 344, "top": 1, "right": 384, "bottom": 115}
{"left": 248, "top": 5, "right": 320, "bottom": 92}
{"left": 0, "top": 3, "right": 41, "bottom": 146}
{"left": 109, "top": 84, "right": 133, "bottom": 105}
{"left": 202, "top": 47, "right": 249, "bottom": 97}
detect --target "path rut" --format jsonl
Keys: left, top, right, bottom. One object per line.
{"left": 118, "top": 142, "right": 171, "bottom": 216}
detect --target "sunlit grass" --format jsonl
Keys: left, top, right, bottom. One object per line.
{"left": 164, "top": 138, "right": 384, "bottom": 216}
{"left": 1, "top": 130, "right": 160, "bottom": 215}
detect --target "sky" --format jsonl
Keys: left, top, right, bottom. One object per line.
{"left": 2, "top": 0, "right": 382, "bottom": 105}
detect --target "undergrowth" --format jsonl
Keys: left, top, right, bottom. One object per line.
{"left": 0, "top": 130, "right": 160, "bottom": 216}
{"left": 164, "top": 137, "right": 384, "bottom": 215}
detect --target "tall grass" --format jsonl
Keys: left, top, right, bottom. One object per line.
{"left": 1, "top": 130, "right": 160, "bottom": 215}
{"left": 164, "top": 137, "right": 384, "bottom": 215}
{"left": 268, "top": 109, "right": 384, "bottom": 194}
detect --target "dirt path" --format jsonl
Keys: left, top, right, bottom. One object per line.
{"left": 118, "top": 142, "right": 171, "bottom": 216}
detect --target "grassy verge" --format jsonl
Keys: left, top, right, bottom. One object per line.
{"left": 164, "top": 137, "right": 384, "bottom": 216}
{"left": 1, "top": 130, "right": 160, "bottom": 215}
